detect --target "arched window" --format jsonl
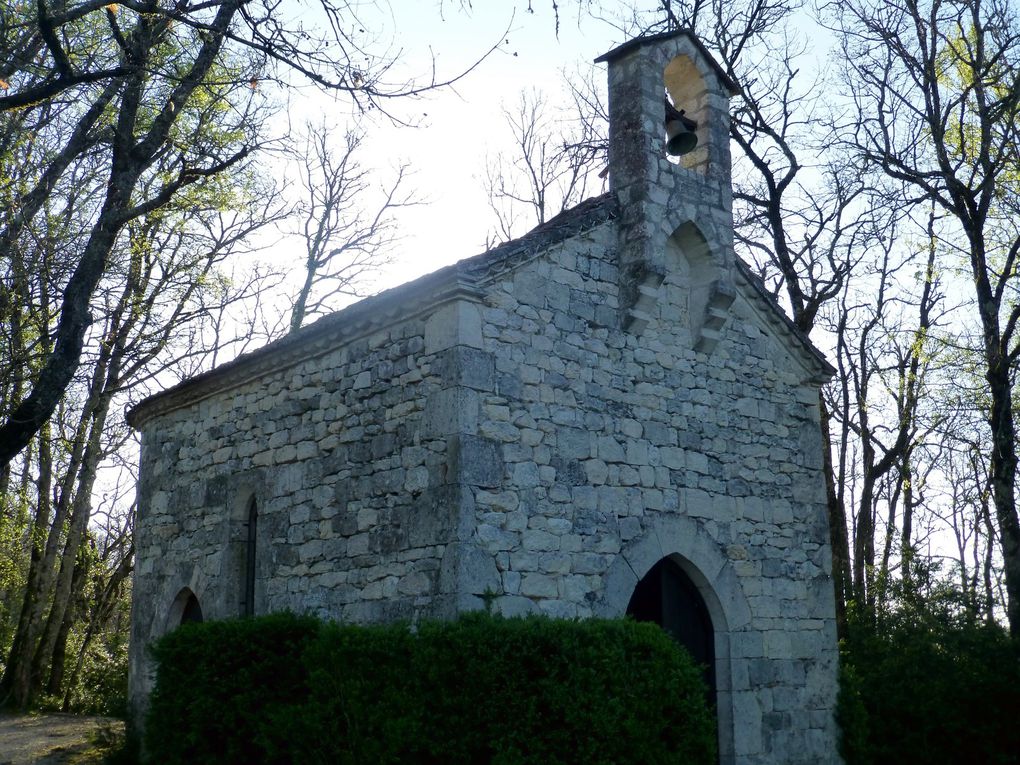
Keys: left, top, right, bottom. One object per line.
{"left": 242, "top": 497, "right": 257, "bottom": 617}
{"left": 168, "top": 587, "right": 204, "bottom": 627}
{"left": 627, "top": 557, "right": 716, "bottom": 698}
{"left": 181, "top": 592, "right": 204, "bottom": 624}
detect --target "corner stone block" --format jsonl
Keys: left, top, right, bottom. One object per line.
{"left": 432, "top": 346, "right": 496, "bottom": 392}
{"left": 448, "top": 434, "right": 504, "bottom": 488}
{"left": 440, "top": 542, "right": 501, "bottom": 601}
{"left": 422, "top": 387, "right": 479, "bottom": 437}
{"left": 406, "top": 484, "right": 463, "bottom": 547}
{"left": 425, "top": 299, "right": 483, "bottom": 354}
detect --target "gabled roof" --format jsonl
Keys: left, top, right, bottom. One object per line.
{"left": 126, "top": 195, "right": 618, "bottom": 429}
{"left": 594, "top": 29, "right": 740, "bottom": 97}
{"left": 127, "top": 189, "right": 833, "bottom": 429}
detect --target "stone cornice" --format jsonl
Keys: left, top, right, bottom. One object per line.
{"left": 127, "top": 274, "right": 485, "bottom": 429}
{"left": 595, "top": 29, "right": 741, "bottom": 97}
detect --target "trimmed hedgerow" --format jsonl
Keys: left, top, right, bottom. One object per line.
{"left": 146, "top": 612, "right": 321, "bottom": 764}
{"left": 145, "top": 611, "right": 715, "bottom": 765}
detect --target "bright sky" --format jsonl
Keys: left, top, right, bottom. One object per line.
{"left": 273, "top": 2, "right": 628, "bottom": 295}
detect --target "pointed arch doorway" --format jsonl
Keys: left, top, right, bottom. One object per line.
{"left": 626, "top": 556, "right": 716, "bottom": 701}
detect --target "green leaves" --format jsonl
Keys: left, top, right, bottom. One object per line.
{"left": 146, "top": 611, "right": 717, "bottom": 765}
{"left": 839, "top": 582, "right": 1020, "bottom": 765}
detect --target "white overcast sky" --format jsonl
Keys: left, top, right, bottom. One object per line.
{"left": 270, "top": 2, "right": 630, "bottom": 296}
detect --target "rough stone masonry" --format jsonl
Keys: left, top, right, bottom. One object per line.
{"left": 128, "top": 30, "right": 842, "bottom": 765}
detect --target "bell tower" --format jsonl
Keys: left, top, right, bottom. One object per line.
{"left": 596, "top": 31, "right": 740, "bottom": 336}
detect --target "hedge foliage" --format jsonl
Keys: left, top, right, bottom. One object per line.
{"left": 838, "top": 594, "right": 1020, "bottom": 765}
{"left": 146, "top": 611, "right": 716, "bottom": 765}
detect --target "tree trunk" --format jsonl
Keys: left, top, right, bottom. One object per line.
{"left": 31, "top": 398, "right": 110, "bottom": 695}
{"left": 820, "top": 397, "right": 850, "bottom": 636}
{"left": 45, "top": 551, "right": 88, "bottom": 698}
{"left": 0, "top": 426, "right": 53, "bottom": 708}
{"left": 61, "top": 542, "right": 133, "bottom": 712}
{"left": 985, "top": 360, "right": 1020, "bottom": 634}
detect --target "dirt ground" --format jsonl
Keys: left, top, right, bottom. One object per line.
{"left": 0, "top": 713, "right": 124, "bottom": 765}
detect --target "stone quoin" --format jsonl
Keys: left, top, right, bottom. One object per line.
{"left": 128, "top": 30, "right": 842, "bottom": 764}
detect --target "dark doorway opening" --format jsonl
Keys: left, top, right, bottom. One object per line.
{"left": 626, "top": 557, "right": 716, "bottom": 698}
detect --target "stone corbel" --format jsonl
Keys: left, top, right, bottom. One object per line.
{"left": 694, "top": 279, "right": 736, "bottom": 353}
{"left": 621, "top": 260, "right": 666, "bottom": 334}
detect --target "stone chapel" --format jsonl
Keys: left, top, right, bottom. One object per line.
{"left": 128, "top": 30, "right": 842, "bottom": 765}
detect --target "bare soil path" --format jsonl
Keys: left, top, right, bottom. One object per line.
{"left": 0, "top": 713, "right": 124, "bottom": 765}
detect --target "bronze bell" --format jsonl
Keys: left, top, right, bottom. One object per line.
{"left": 664, "top": 98, "right": 698, "bottom": 156}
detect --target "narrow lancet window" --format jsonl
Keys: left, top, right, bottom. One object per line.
{"left": 243, "top": 497, "right": 257, "bottom": 617}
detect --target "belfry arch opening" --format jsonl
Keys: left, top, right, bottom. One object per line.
{"left": 663, "top": 54, "right": 709, "bottom": 172}
{"left": 626, "top": 556, "right": 716, "bottom": 699}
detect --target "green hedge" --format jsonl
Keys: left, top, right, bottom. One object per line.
{"left": 838, "top": 603, "right": 1020, "bottom": 765}
{"left": 146, "top": 612, "right": 716, "bottom": 765}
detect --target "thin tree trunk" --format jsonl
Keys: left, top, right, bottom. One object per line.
{"left": 985, "top": 360, "right": 1020, "bottom": 634}
{"left": 0, "top": 426, "right": 53, "bottom": 708}
{"left": 61, "top": 542, "right": 133, "bottom": 712}
{"left": 820, "top": 397, "right": 850, "bottom": 636}
{"left": 46, "top": 550, "right": 88, "bottom": 698}
{"left": 900, "top": 450, "right": 915, "bottom": 591}
{"left": 32, "top": 402, "right": 109, "bottom": 693}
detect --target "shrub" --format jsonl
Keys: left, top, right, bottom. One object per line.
{"left": 838, "top": 595, "right": 1020, "bottom": 765}
{"left": 146, "top": 612, "right": 321, "bottom": 764}
{"left": 145, "top": 612, "right": 715, "bottom": 765}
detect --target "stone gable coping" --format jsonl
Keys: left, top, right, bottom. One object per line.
{"left": 732, "top": 257, "right": 836, "bottom": 380}
{"left": 594, "top": 29, "right": 741, "bottom": 97}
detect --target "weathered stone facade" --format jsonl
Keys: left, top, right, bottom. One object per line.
{"left": 129, "top": 31, "right": 841, "bottom": 765}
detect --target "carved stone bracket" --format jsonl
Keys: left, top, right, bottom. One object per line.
{"left": 694, "top": 279, "right": 736, "bottom": 353}
{"left": 621, "top": 260, "right": 666, "bottom": 334}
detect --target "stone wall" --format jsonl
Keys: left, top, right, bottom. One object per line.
{"left": 129, "top": 307, "right": 472, "bottom": 715}
{"left": 460, "top": 220, "right": 838, "bottom": 764}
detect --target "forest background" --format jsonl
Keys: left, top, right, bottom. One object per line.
{"left": 1, "top": 0, "right": 1019, "bottom": 760}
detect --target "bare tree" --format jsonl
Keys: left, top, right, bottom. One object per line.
{"left": 826, "top": 207, "right": 949, "bottom": 608}
{"left": 0, "top": 0, "right": 495, "bottom": 472}
{"left": 484, "top": 88, "right": 605, "bottom": 246}
{"left": 828, "top": 0, "right": 1020, "bottom": 634}
{"left": 288, "top": 122, "right": 415, "bottom": 333}
{"left": 0, "top": 151, "right": 286, "bottom": 707}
